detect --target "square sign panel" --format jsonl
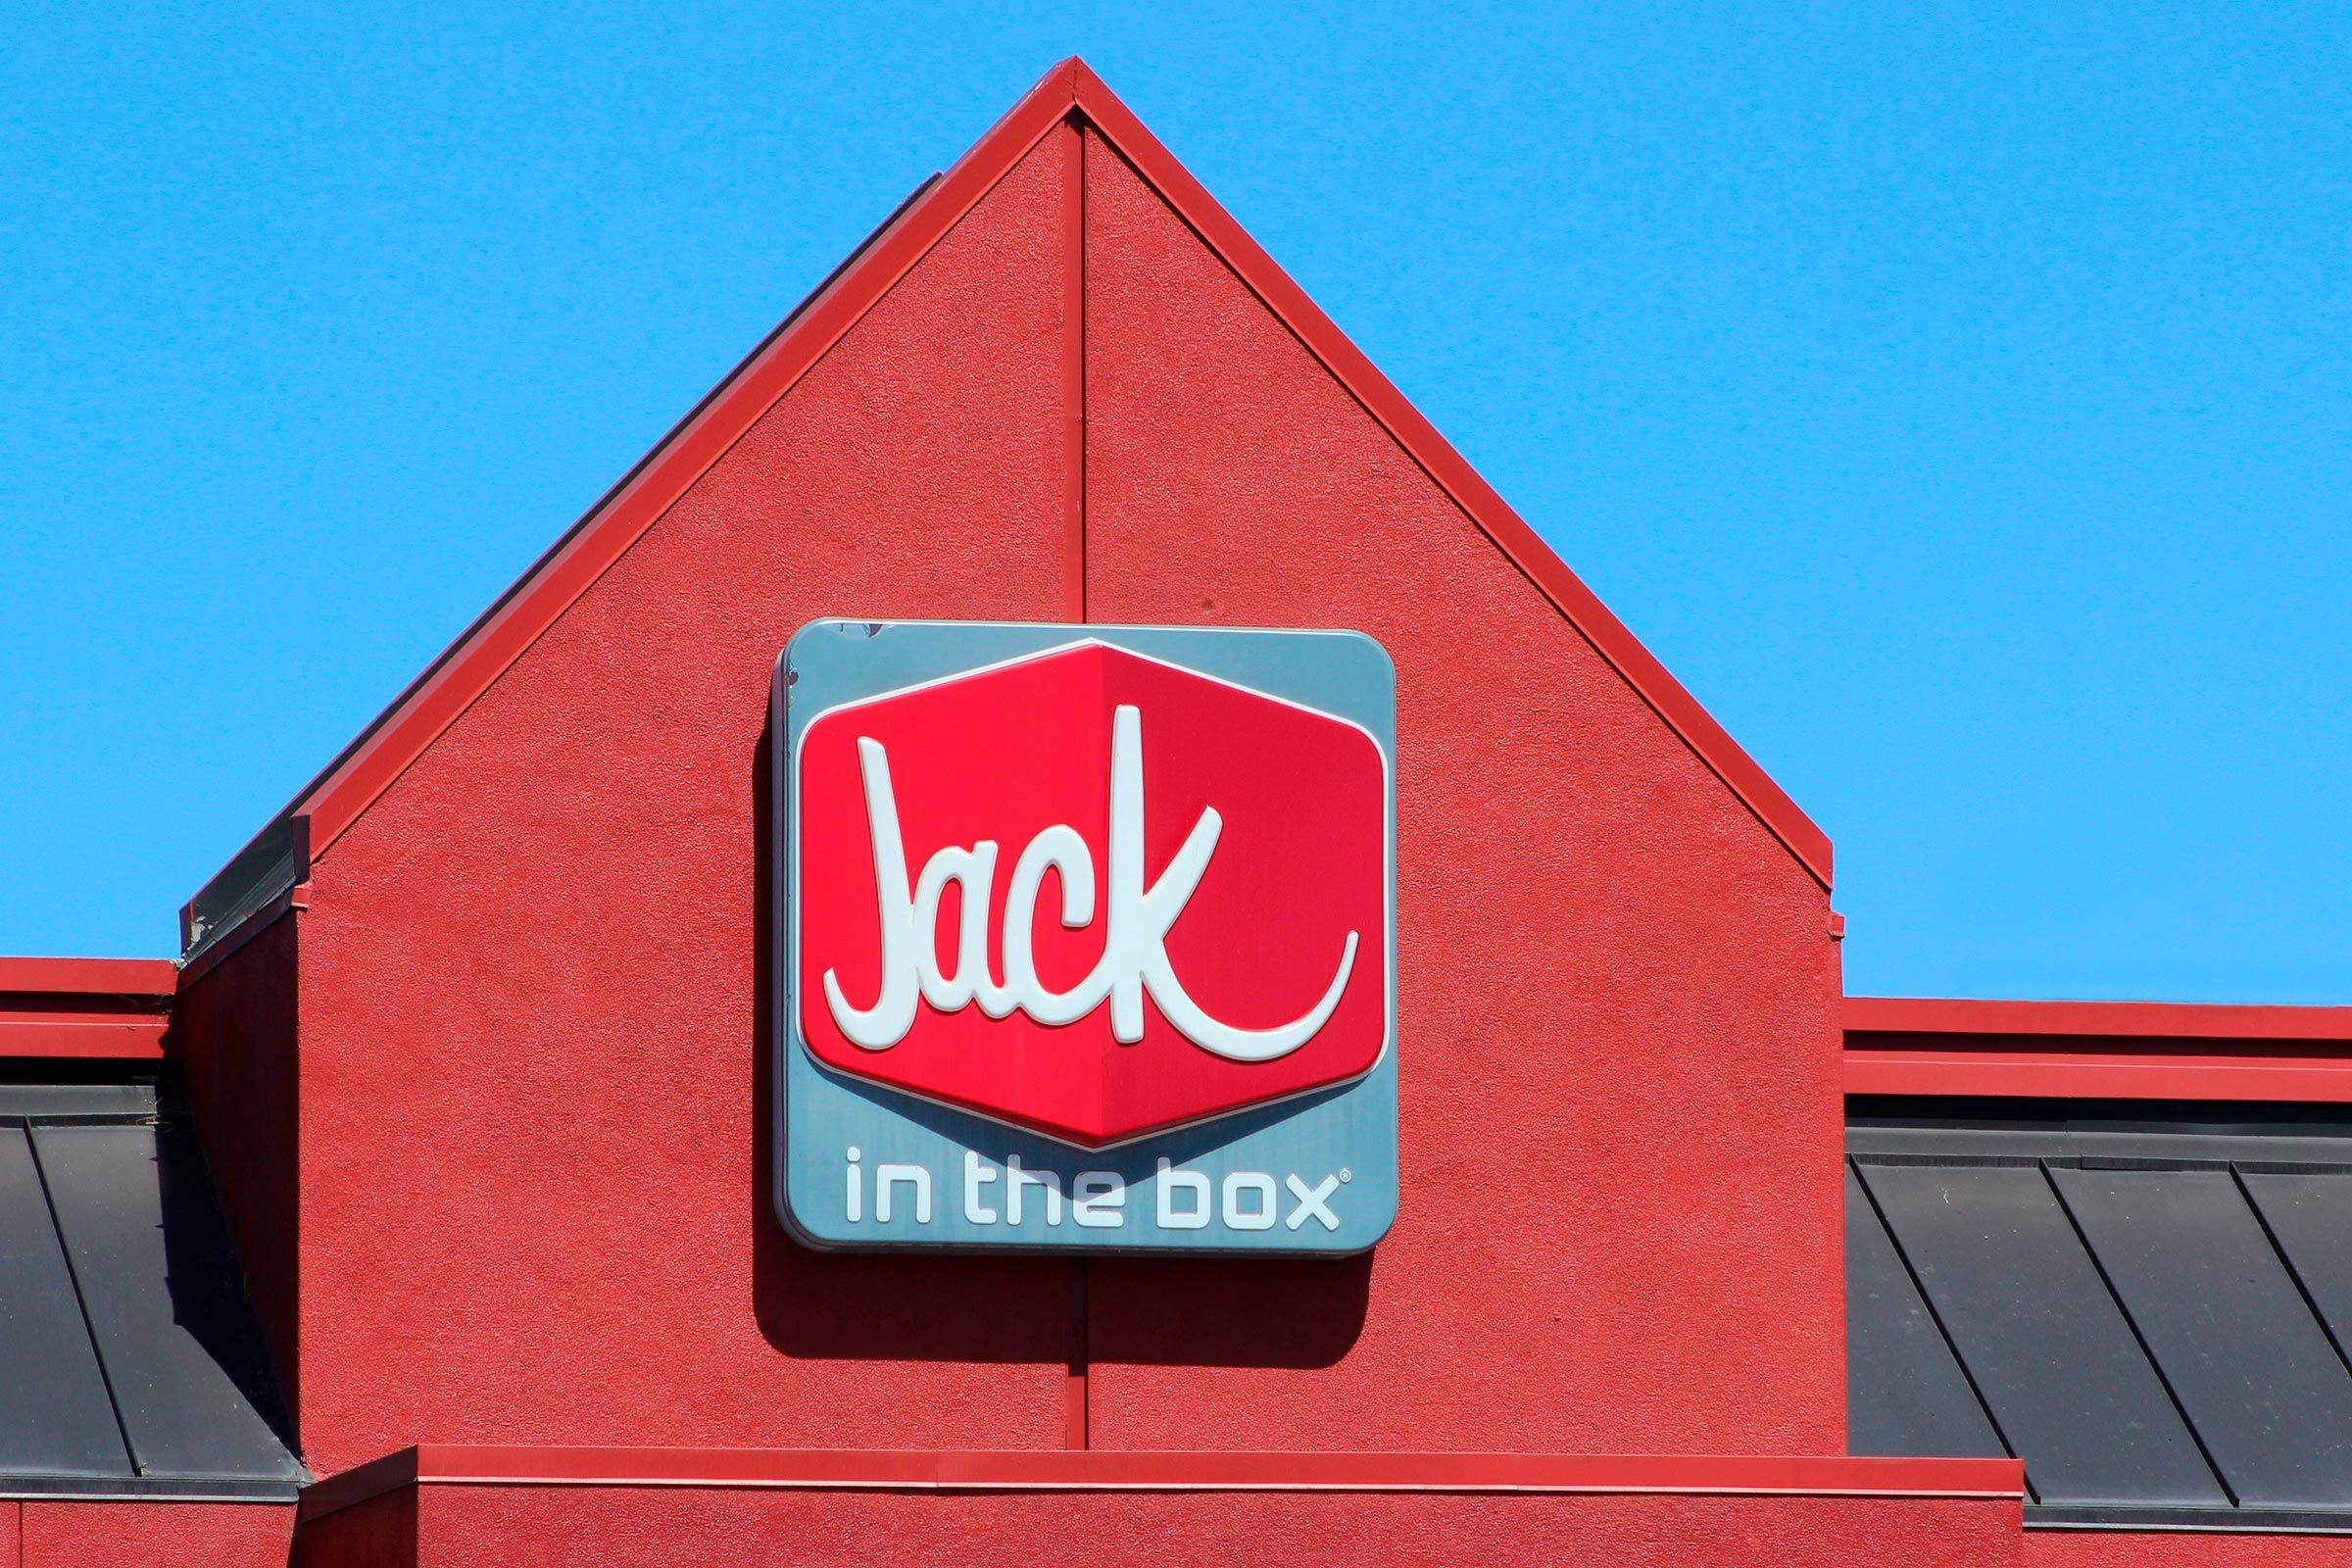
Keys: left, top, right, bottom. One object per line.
{"left": 775, "top": 620, "right": 1396, "bottom": 1255}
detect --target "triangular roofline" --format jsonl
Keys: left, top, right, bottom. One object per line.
{"left": 181, "top": 58, "right": 1830, "bottom": 959}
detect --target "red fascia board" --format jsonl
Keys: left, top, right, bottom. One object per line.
{"left": 190, "top": 55, "right": 1829, "bottom": 931}
{"left": 1847, "top": 1050, "right": 2352, "bottom": 1102}
{"left": 0, "top": 1016, "right": 168, "bottom": 1060}
{"left": 297, "top": 1446, "right": 2022, "bottom": 1524}
{"left": 1847, "top": 996, "right": 2352, "bottom": 1043}
{"left": 1845, "top": 996, "right": 2352, "bottom": 1102}
{"left": 0, "top": 956, "right": 176, "bottom": 1001}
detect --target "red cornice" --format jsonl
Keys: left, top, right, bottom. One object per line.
{"left": 297, "top": 1446, "right": 2022, "bottom": 1525}
{"left": 0, "top": 957, "right": 175, "bottom": 1059}
{"left": 1847, "top": 996, "right": 2352, "bottom": 1042}
{"left": 185, "top": 55, "right": 1831, "bottom": 950}
{"left": 0, "top": 956, "right": 176, "bottom": 999}
{"left": 0, "top": 1014, "right": 168, "bottom": 1060}
{"left": 1846, "top": 1051, "right": 2352, "bottom": 1102}
{"left": 1845, "top": 996, "right": 2352, "bottom": 1102}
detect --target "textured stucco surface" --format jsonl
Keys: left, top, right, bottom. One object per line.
{"left": 296, "top": 134, "right": 1080, "bottom": 1470}
{"left": 1076, "top": 133, "right": 1843, "bottom": 1452}
{"left": 16, "top": 1501, "right": 291, "bottom": 1568}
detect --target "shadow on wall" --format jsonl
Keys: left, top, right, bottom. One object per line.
{"left": 157, "top": 1118, "right": 302, "bottom": 1457}
{"left": 746, "top": 712, "right": 1371, "bottom": 1369}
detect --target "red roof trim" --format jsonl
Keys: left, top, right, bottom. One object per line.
{"left": 1848, "top": 996, "right": 2352, "bottom": 1042}
{"left": 1064, "top": 64, "right": 1830, "bottom": 888}
{"left": 193, "top": 56, "right": 1831, "bottom": 928}
{"left": 0, "top": 1015, "right": 168, "bottom": 1061}
{"left": 178, "top": 882, "right": 310, "bottom": 994}
{"left": 0, "top": 957, "right": 173, "bottom": 1060}
{"left": 1847, "top": 1051, "right": 2352, "bottom": 1102}
{"left": 282, "top": 69, "right": 1082, "bottom": 862}
{"left": 0, "top": 956, "right": 176, "bottom": 999}
{"left": 297, "top": 1446, "right": 2020, "bottom": 1524}
{"left": 1845, "top": 996, "right": 2352, "bottom": 1102}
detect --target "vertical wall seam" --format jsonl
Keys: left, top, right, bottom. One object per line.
{"left": 1065, "top": 1258, "right": 1091, "bottom": 1451}
{"left": 1062, "top": 113, "right": 1092, "bottom": 1451}
{"left": 1062, "top": 115, "right": 1088, "bottom": 624}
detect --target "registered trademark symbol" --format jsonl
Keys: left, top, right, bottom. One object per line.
{"left": 1339, "top": 1169, "right": 1352, "bottom": 1183}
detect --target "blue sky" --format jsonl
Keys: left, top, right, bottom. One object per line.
{"left": 1, "top": 5, "right": 2345, "bottom": 1001}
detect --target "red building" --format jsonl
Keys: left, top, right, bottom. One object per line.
{"left": 3, "top": 58, "right": 2348, "bottom": 1566}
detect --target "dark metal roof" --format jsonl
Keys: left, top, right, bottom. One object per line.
{"left": 0, "top": 1077, "right": 303, "bottom": 1500}
{"left": 1848, "top": 1102, "right": 2352, "bottom": 1534}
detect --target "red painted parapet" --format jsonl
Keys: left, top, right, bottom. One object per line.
{"left": 0, "top": 956, "right": 176, "bottom": 996}
{"left": 1845, "top": 996, "right": 2352, "bottom": 1101}
{"left": 292, "top": 1447, "right": 2025, "bottom": 1568}
{"left": 297, "top": 1446, "right": 2024, "bottom": 1515}
{"left": 0, "top": 956, "right": 175, "bottom": 1060}
{"left": 11, "top": 1500, "right": 293, "bottom": 1568}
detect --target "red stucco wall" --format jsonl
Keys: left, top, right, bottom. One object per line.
{"left": 1077, "top": 126, "right": 1843, "bottom": 1455}
{"left": 292, "top": 131, "right": 1082, "bottom": 1472}
{"left": 255, "top": 91, "right": 1844, "bottom": 1479}
{"left": 15, "top": 1501, "right": 291, "bottom": 1568}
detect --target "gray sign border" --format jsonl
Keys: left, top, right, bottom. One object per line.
{"left": 771, "top": 618, "right": 1398, "bottom": 1256}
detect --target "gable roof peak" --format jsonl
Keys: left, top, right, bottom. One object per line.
{"left": 181, "top": 58, "right": 1829, "bottom": 960}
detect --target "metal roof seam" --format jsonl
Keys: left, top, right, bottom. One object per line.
{"left": 1849, "top": 1118, "right": 2352, "bottom": 1520}
{"left": 2233, "top": 1161, "right": 2352, "bottom": 1395}
{"left": 2035, "top": 1158, "right": 2236, "bottom": 1507}
{"left": 19, "top": 1126, "right": 140, "bottom": 1479}
{"left": 1845, "top": 1155, "right": 2030, "bottom": 1498}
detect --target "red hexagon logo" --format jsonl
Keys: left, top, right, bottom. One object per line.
{"left": 792, "top": 640, "right": 1390, "bottom": 1147}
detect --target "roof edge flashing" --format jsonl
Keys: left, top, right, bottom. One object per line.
{"left": 297, "top": 1445, "right": 2020, "bottom": 1527}
{"left": 181, "top": 814, "right": 309, "bottom": 964}
{"left": 0, "top": 1478, "right": 302, "bottom": 1504}
{"left": 0, "top": 957, "right": 177, "bottom": 1004}
{"left": 1849, "top": 997, "right": 2352, "bottom": 1044}
{"left": 2028, "top": 1504, "right": 2352, "bottom": 1536}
